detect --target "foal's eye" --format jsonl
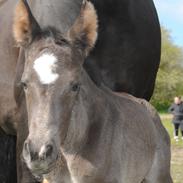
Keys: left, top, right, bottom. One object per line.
{"left": 71, "top": 83, "right": 80, "bottom": 92}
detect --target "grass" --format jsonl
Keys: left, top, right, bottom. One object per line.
{"left": 160, "top": 114, "right": 183, "bottom": 183}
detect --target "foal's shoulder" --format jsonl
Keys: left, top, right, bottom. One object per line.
{"left": 112, "top": 92, "right": 156, "bottom": 115}
{"left": 112, "top": 92, "right": 143, "bottom": 104}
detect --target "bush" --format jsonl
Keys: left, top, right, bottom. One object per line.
{"left": 151, "top": 27, "right": 183, "bottom": 109}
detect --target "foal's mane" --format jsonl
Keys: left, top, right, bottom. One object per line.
{"left": 30, "top": 26, "right": 70, "bottom": 47}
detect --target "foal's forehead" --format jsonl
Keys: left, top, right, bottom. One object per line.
{"left": 25, "top": 37, "right": 79, "bottom": 85}
{"left": 31, "top": 49, "right": 78, "bottom": 85}
{"left": 33, "top": 53, "right": 59, "bottom": 85}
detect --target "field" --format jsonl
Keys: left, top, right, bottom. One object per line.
{"left": 160, "top": 114, "right": 183, "bottom": 183}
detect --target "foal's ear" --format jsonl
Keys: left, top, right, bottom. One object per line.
{"left": 68, "top": 1, "right": 98, "bottom": 56}
{"left": 13, "top": 0, "right": 41, "bottom": 46}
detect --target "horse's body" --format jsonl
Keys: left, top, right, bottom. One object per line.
{"left": 0, "top": 1, "right": 18, "bottom": 181}
{"left": 85, "top": 0, "right": 161, "bottom": 100}
{"left": 0, "top": 0, "right": 161, "bottom": 182}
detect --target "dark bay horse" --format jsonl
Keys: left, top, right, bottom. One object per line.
{"left": 12, "top": 1, "right": 172, "bottom": 183}
{"left": 0, "top": 0, "right": 160, "bottom": 182}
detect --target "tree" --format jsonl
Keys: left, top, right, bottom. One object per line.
{"left": 151, "top": 26, "right": 183, "bottom": 110}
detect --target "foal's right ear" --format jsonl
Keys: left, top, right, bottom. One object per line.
{"left": 13, "top": 0, "right": 41, "bottom": 46}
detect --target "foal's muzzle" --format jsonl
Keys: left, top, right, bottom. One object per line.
{"left": 23, "top": 139, "right": 58, "bottom": 175}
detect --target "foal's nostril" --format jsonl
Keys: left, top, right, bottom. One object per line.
{"left": 23, "top": 140, "right": 39, "bottom": 161}
{"left": 39, "top": 144, "right": 53, "bottom": 160}
{"left": 23, "top": 140, "right": 54, "bottom": 162}
{"left": 45, "top": 145, "right": 53, "bottom": 157}
{"left": 24, "top": 140, "right": 30, "bottom": 154}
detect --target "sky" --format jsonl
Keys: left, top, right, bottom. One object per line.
{"left": 153, "top": 0, "right": 183, "bottom": 47}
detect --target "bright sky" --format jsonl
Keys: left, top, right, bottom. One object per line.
{"left": 153, "top": 0, "right": 183, "bottom": 47}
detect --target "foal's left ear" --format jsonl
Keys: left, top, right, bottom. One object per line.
{"left": 13, "top": 0, "right": 41, "bottom": 46}
{"left": 68, "top": 1, "right": 98, "bottom": 56}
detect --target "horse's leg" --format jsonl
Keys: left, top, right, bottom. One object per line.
{"left": 0, "top": 128, "right": 17, "bottom": 183}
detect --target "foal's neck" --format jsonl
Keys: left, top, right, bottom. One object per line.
{"left": 62, "top": 70, "right": 107, "bottom": 154}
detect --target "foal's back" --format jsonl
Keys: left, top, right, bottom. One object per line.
{"left": 110, "top": 91, "right": 172, "bottom": 183}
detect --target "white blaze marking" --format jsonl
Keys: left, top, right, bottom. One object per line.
{"left": 33, "top": 53, "right": 59, "bottom": 84}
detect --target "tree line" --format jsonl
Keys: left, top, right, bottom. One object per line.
{"left": 151, "top": 27, "right": 183, "bottom": 111}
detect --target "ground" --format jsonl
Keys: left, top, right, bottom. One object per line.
{"left": 160, "top": 114, "right": 183, "bottom": 183}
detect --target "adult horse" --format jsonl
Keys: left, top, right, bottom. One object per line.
{"left": 85, "top": 0, "right": 161, "bottom": 101}
{"left": 0, "top": 0, "right": 160, "bottom": 182}
{"left": 13, "top": 1, "right": 172, "bottom": 183}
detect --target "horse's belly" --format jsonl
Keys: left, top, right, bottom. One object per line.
{"left": 0, "top": 81, "right": 17, "bottom": 134}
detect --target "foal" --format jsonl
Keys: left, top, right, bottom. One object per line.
{"left": 13, "top": 1, "right": 172, "bottom": 183}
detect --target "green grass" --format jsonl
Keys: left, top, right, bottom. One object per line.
{"left": 160, "top": 114, "right": 183, "bottom": 183}
{"left": 162, "top": 117, "right": 183, "bottom": 146}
